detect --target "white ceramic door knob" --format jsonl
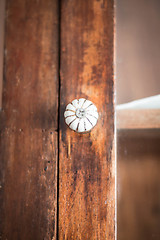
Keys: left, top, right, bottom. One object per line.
{"left": 64, "top": 98, "right": 99, "bottom": 133}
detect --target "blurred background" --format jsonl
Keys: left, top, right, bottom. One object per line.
{"left": 116, "top": 0, "right": 160, "bottom": 104}
{"left": 116, "top": 0, "right": 160, "bottom": 240}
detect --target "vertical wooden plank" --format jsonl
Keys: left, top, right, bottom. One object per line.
{"left": 0, "top": 0, "right": 5, "bottom": 108}
{"left": 59, "top": 0, "right": 115, "bottom": 239}
{"left": 0, "top": 0, "right": 59, "bottom": 239}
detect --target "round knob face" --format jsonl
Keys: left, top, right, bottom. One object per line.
{"left": 64, "top": 98, "right": 99, "bottom": 133}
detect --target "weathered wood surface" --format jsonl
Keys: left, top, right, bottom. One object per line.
{"left": 0, "top": 0, "right": 5, "bottom": 108}
{"left": 0, "top": 0, "right": 59, "bottom": 239}
{"left": 117, "top": 109, "right": 160, "bottom": 129}
{"left": 59, "top": 0, "right": 115, "bottom": 239}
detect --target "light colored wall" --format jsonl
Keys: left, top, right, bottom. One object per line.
{"left": 116, "top": 0, "right": 160, "bottom": 104}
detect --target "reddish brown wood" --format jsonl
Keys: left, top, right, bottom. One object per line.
{"left": 59, "top": 0, "right": 115, "bottom": 239}
{"left": 0, "top": 0, "right": 59, "bottom": 239}
{"left": 0, "top": 0, "right": 5, "bottom": 108}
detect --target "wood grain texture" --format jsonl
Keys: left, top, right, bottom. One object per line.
{"left": 0, "top": 0, "right": 5, "bottom": 108}
{"left": 0, "top": 0, "right": 59, "bottom": 239}
{"left": 117, "top": 109, "right": 160, "bottom": 129}
{"left": 59, "top": 0, "right": 115, "bottom": 239}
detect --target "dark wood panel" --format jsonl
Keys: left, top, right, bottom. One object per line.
{"left": 0, "top": 0, "right": 5, "bottom": 108}
{"left": 59, "top": 0, "right": 115, "bottom": 239}
{"left": 0, "top": 0, "right": 59, "bottom": 239}
{"left": 118, "top": 131, "right": 160, "bottom": 240}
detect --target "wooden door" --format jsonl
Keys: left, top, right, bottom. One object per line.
{"left": 0, "top": 0, "right": 115, "bottom": 239}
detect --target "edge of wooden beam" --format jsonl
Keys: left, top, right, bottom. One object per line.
{"left": 117, "top": 109, "right": 160, "bottom": 129}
